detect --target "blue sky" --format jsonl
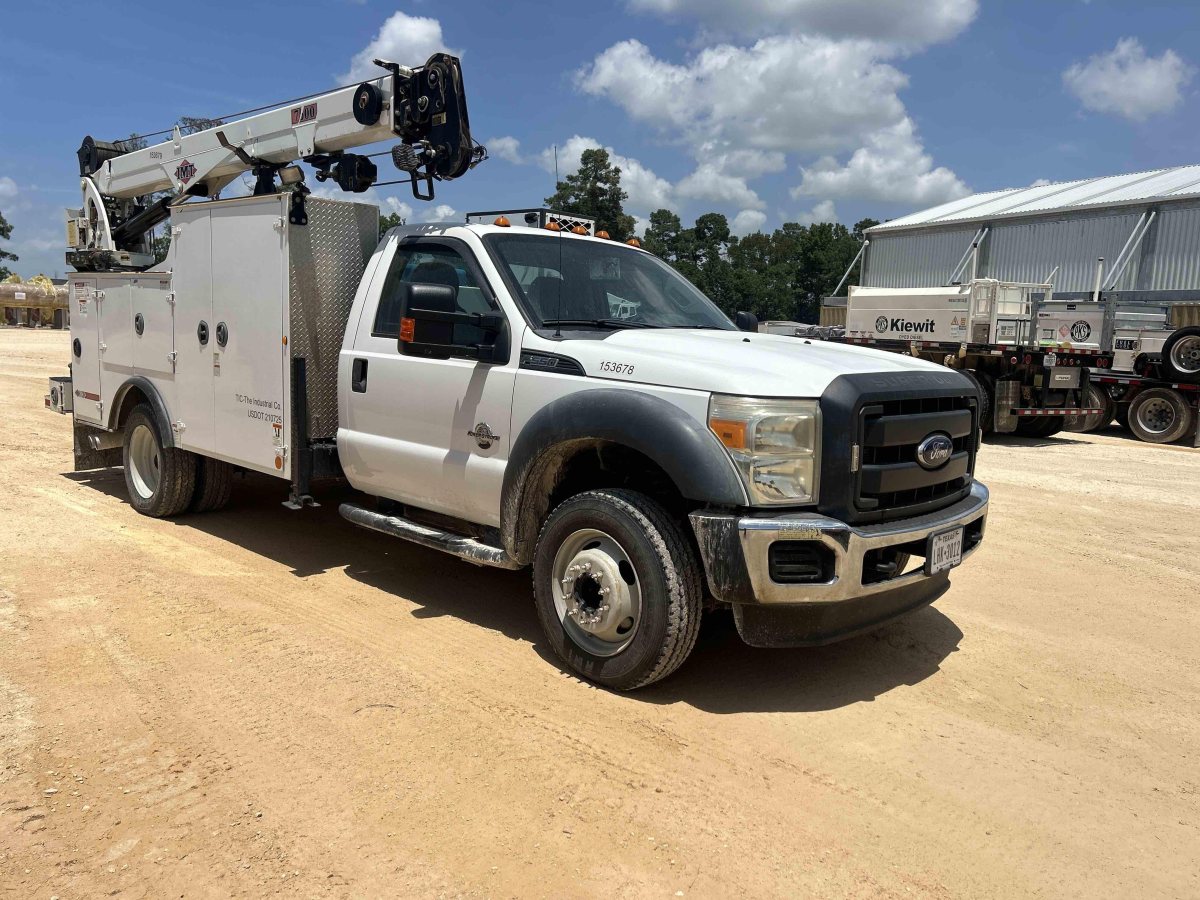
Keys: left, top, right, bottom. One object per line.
{"left": 2, "top": 0, "right": 1199, "bottom": 278}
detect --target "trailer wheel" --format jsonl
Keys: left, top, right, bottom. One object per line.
{"left": 962, "top": 370, "right": 994, "bottom": 433}
{"left": 1162, "top": 327, "right": 1200, "bottom": 383}
{"left": 190, "top": 456, "right": 234, "bottom": 513}
{"left": 1064, "top": 385, "right": 1113, "bottom": 433}
{"left": 533, "top": 489, "right": 703, "bottom": 691}
{"left": 122, "top": 404, "right": 196, "bottom": 517}
{"left": 1015, "top": 416, "right": 1064, "bottom": 438}
{"left": 1128, "top": 388, "right": 1195, "bottom": 444}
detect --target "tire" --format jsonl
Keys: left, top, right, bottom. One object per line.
{"left": 1161, "top": 326, "right": 1200, "bottom": 383}
{"left": 962, "top": 369, "right": 994, "bottom": 433}
{"left": 190, "top": 456, "right": 234, "bottom": 513}
{"left": 1127, "top": 388, "right": 1195, "bottom": 444}
{"left": 1015, "top": 416, "right": 1064, "bottom": 438}
{"left": 122, "top": 404, "right": 196, "bottom": 517}
{"left": 532, "top": 489, "right": 703, "bottom": 691}
{"left": 1064, "top": 384, "right": 1113, "bottom": 433}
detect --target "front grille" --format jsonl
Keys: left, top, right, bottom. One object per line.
{"left": 858, "top": 394, "right": 977, "bottom": 521}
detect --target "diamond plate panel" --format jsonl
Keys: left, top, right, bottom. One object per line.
{"left": 288, "top": 196, "right": 379, "bottom": 441}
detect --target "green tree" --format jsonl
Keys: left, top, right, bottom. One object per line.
{"left": 544, "top": 148, "right": 636, "bottom": 241}
{"left": 0, "top": 210, "right": 17, "bottom": 280}
{"left": 378, "top": 211, "right": 406, "bottom": 238}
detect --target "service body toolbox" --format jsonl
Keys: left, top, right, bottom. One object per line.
{"left": 67, "top": 194, "right": 376, "bottom": 493}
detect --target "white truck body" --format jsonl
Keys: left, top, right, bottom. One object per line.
{"left": 57, "top": 197, "right": 991, "bottom": 687}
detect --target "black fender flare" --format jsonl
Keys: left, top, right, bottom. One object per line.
{"left": 499, "top": 388, "right": 746, "bottom": 564}
{"left": 108, "top": 375, "right": 177, "bottom": 448}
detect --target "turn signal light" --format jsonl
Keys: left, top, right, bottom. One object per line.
{"left": 709, "top": 418, "right": 747, "bottom": 450}
{"left": 595, "top": 230, "right": 610, "bottom": 239}
{"left": 494, "top": 216, "right": 511, "bottom": 227}
{"left": 544, "top": 221, "right": 562, "bottom": 232}
{"left": 399, "top": 317, "right": 415, "bottom": 342}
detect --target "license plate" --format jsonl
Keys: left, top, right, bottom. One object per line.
{"left": 926, "top": 527, "right": 964, "bottom": 575}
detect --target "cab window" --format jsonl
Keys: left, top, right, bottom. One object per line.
{"left": 372, "top": 242, "right": 496, "bottom": 345}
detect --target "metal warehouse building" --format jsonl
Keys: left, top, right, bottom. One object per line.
{"left": 859, "top": 165, "right": 1200, "bottom": 301}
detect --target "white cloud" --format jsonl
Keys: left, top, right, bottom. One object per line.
{"left": 793, "top": 118, "right": 970, "bottom": 206}
{"left": 578, "top": 37, "right": 908, "bottom": 155}
{"left": 383, "top": 197, "right": 413, "bottom": 221}
{"left": 486, "top": 136, "right": 523, "bottom": 165}
{"left": 538, "top": 135, "right": 675, "bottom": 213}
{"left": 730, "top": 209, "right": 768, "bottom": 235}
{"left": 1030, "top": 178, "right": 1052, "bottom": 187}
{"left": 337, "top": 12, "right": 461, "bottom": 85}
{"left": 0, "top": 176, "right": 17, "bottom": 199}
{"left": 417, "top": 204, "right": 458, "bottom": 223}
{"left": 1063, "top": 38, "right": 1194, "bottom": 122}
{"left": 626, "top": 0, "right": 978, "bottom": 46}
{"left": 676, "top": 165, "right": 763, "bottom": 210}
{"left": 793, "top": 199, "right": 837, "bottom": 226}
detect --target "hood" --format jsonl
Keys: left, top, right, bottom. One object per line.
{"left": 523, "top": 328, "right": 951, "bottom": 397}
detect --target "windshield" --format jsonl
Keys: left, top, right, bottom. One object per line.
{"left": 484, "top": 233, "right": 736, "bottom": 330}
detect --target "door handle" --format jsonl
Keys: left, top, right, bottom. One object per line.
{"left": 352, "top": 358, "right": 368, "bottom": 392}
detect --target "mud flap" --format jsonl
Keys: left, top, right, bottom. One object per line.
{"left": 994, "top": 380, "right": 1020, "bottom": 433}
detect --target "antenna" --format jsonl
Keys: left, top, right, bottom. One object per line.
{"left": 554, "top": 144, "right": 563, "bottom": 338}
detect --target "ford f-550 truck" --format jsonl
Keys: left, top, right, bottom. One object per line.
{"left": 54, "top": 198, "right": 989, "bottom": 689}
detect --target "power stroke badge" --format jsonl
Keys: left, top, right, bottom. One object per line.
{"left": 469, "top": 423, "right": 500, "bottom": 450}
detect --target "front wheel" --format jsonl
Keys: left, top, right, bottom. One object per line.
{"left": 533, "top": 489, "right": 703, "bottom": 691}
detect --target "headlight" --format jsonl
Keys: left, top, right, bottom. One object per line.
{"left": 709, "top": 396, "right": 820, "bottom": 506}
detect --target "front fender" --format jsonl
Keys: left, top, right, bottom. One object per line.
{"left": 500, "top": 388, "right": 746, "bottom": 564}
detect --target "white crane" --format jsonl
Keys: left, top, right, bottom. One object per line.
{"left": 65, "top": 53, "right": 486, "bottom": 272}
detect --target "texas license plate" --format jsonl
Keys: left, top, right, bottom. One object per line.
{"left": 926, "top": 527, "right": 964, "bottom": 575}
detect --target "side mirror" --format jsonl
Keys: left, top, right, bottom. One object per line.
{"left": 398, "top": 282, "right": 508, "bottom": 363}
{"left": 735, "top": 310, "right": 759, "bottom": 333}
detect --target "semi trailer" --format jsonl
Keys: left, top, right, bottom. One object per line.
{"left": 46, "top": 55, "right": 991, "bottom": 689}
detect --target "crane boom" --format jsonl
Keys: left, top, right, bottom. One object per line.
{"left": 66, "top": 53, "right": 485, "bottom": 272}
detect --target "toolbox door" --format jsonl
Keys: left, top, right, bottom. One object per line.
{"left": 172, "top": 212, "right": 216, "bottom": 454}
{"left": 69, "top": 277, "right": 103, "bottom": 425}
{"left": 131, "top": 276, "right": 176, "bottom": 377}
{"left": 210, "top": 200, "right": 288, "bottom": 477}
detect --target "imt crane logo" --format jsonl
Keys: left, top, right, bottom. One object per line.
{"left": 174, "top": 160, "right": 196, "bottom": 184}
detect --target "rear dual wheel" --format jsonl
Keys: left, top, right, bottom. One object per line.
{"left": 1064, "top": 385, "right": 1115, "bottom": 433}
{"left": 123, "top": 405, "right": 196, "bottom": 518}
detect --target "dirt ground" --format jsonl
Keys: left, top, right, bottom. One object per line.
{"left": 1, "top": 327, "right": 1197, "bottom": 900}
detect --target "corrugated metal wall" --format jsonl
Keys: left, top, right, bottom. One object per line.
{"left": 863, "top": 200, "right": 1200, "bottom": 292}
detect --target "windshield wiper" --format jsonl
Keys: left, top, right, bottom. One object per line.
{"left": 667, "top": 324, "right": 729, "bottom": 330}
{"left": 540, "top": 318, "right": 657, "bottom": 330}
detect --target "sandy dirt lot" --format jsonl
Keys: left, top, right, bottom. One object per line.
{"left": 1, "top": 327, "right": 1197, "bottom": 899}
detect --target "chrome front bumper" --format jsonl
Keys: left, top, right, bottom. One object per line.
{"left": 689, "top": 481, "right": 989, "bottom": 646}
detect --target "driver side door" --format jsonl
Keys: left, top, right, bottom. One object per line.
{"left": 340, "top": 237, "right": 518, "bottom": 527}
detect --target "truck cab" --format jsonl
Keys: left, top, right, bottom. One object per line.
{"left": 332, "top": 214, "right": 990, "bottom": 687}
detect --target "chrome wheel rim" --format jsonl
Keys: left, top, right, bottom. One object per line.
{"left": 128, "top": 424, "right": 161, "bottom": 499}
{"left": 1170, "top": 335, "right": 1200, "bottom": 374}
{"left": 551, "top": 528, "right": 642, "bottom": 658}
{"left": 1136, "top": 397, "right": 1176, "bottom": 435}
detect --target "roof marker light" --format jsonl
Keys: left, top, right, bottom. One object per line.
{"left": 494, "top": 216, "right": 510, "bottom": 227}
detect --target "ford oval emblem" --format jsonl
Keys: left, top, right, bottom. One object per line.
{"left": 916, "top": 433, "right": 954, "bottom": 470}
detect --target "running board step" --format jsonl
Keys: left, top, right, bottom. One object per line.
{"left": 338, "top": 502, "right": 522, "bottom": 570}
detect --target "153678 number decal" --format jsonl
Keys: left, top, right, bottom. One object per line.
{"left": 599, "top": 361, "right": 635, "bottom": 375}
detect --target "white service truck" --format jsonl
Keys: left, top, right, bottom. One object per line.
{"left": 47, "top": 56, "right": 990, "bottom": 689}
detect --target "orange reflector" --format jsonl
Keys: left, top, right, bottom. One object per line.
{"left": 275, "top": 456, "right": 282, "bottom": 470}
{"left": 595, "top": 230, "right": 610, "bottom": 240}
{"left": 399, "top": 317, "right": 415, "bottom": 342}
{"left": 544, "top": 221, "right": 562, "bottom": 231}
{"left": 626, "top": 238, "right": 641, "bottom": 247}
{"left": 494, "top": 216, "right": 511, "bottom": 227}
{"left": 572, "top": 225, "right": 588, "bottom": 235}
{"left": 282, "top": 335, "right": 287, "bottom": 345}
{"left": 709, "top": 418, "right": 746, "bottom": 450}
